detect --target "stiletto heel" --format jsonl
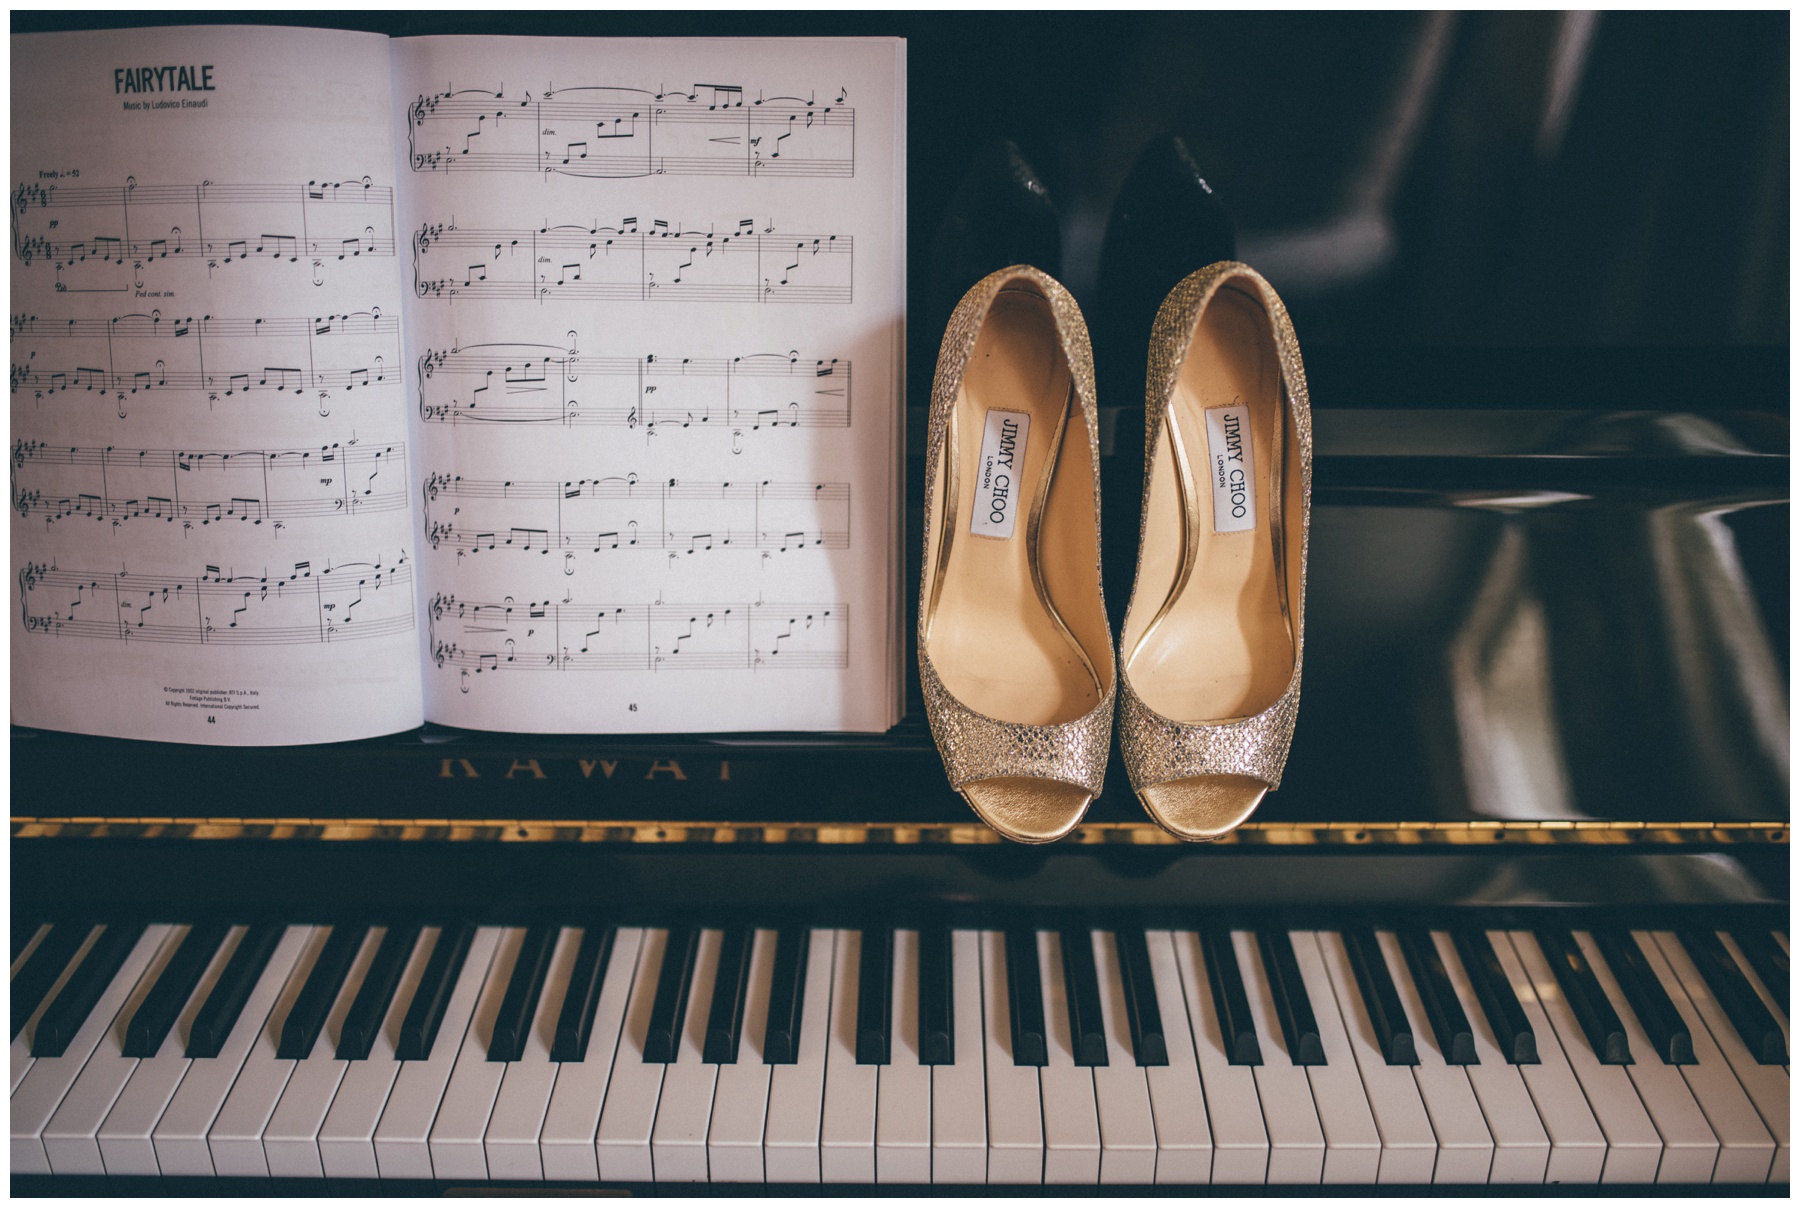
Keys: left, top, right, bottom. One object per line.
{"left": 1119, "top": 262, "right": 1311, "bottom": 841}
{"left": 921, "top": 266, "right": 1114, "bottom": 844}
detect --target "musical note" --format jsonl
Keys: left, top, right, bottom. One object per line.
{"left": 411, "top": 218, "right": 851, "bottom": 304}
{"left": 406, "top": 83, "right": 854, "bottom": 180}
{"left": 413, "top": 342, "right": 849, "bottom": 429}
{"left": 11, "top": 439, "right": 406, "bottom": 530}
{"left": 420, "top": 471, "right": 847, "bottom": 558}
{"left": 18, "top": 554, "right": 413, "bottom": 645}
{"left": 427, "top": 593, "right": 845, "bottom": 675}
{"left": 11, "top": 180, "right": 396, "bottom": 280}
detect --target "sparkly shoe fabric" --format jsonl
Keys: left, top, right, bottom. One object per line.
{"left": 1118, "top": 262, "right": 1312, "bottom": 798}
{"left": 920, "top": 266, "right": 1115, "bottom": 803}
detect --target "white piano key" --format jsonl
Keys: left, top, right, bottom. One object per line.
{"left": 979, "top": 930, "right": 1044, "bottom": 1184}
{"left": 1629, "top": 931, "right": 1775, "bottom": 1184}
{"left": 1141, "top": 931, "right": 1213, "bottom": 1185}
{"left": 11, "top": 924, "right": 100, "bottom": 1094}
{"left": 876, "top": 928, "right": 932, "bottom": 1184}
{"left": 263, "top": 926, "right": 386, "bottom": 1177}
{"left": 1313, "top": 930, "right": 1436, "bottom": 1184}
{"left": 931, "top": 929, "right": 987, "bottom": 1185}
{"left": 540, "top": 927, "right": 644, "bottom": 1182}
{"left": 1504, "top": 930, "right": 1662, "bottom": 1184}
{"left": 151, "top": 926, "right": 314, "bottom": 1177}
{"left": 1374, "top": 929, "right": 1494, "bottom": 1184}
{"left": 764, "top": 929, "right": 837, "bottom": 1184}
{"left": 97, "top": 925, "right": 250, "bottom": 1176}
{"left": 650, "top": 927, "right": 723, "bottom": 1182}
{"left": 1170, "top": 929, "right": 1268, "bottom": 1184}
{"left": 484, "top": 926, "right": 583, "bottom": 1181}
{"left": 595, "top": 928, "right": 675, "bottom": 1183}
{"left": 1089, "top": 931, "right": 1157, "bottom": 1184}
{"left": 12, "top": 925, "right": 171, "bottom": 1176}
{"left": 1651, "top": 930, "right": 1789, "bottom": 1182}
{"left": 1482, "top": 927, "right": 1607, "bottom": 1184}
{"left": 1428, "top": 931, "right": 1550, "bottom": 1185}
{"left": 39, "top": 925, "right": 185, "bottom": 1175}
{"left": 820, "top": 928, "right": 877, "bottom": 1183}
{"left": 1720, "top": 932, "right": 1789, "bottom": 1046}
{"left": 318, "top": 925, "right": 437, "bottom": 1178}
{"left": 206, "top": 925, "right": 336, "bottom": 1177}
{"left": 1234, "top": 929, "right": 1325, "bottom": 1185}
{"left": 1284, "top": 931, "right": 1381, "bottom": 1185}
{"left": 12, "top": 924, "right": 50, "bottom": 977}
{"left": 372, "top": 925, "right": 502, "bottom": 1179}
{"left": 429, "top": 925, "right": 528, "bottom": 1180}
{"left": 1038, "top": 929, "right": 1100, "bottom": 1184}
{"left": 1573, "top": 930, "right": 1719, "bottom": 1183}
{"left": 706, "top": 928, "right": 778, "bottom": 1184}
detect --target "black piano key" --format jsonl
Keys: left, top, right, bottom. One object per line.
{"left": 1258, "top": 930, "right": 1326, "bottom": 1066}
{"left": 12, "top": 923, "right": 93, "bottom": 1040}
{"left": 1343, "top": 928, "right": 1416, "bottom": 1066}
{"left": 1396, "top": 929, "right": 1477, "bottom": 1065}
{"left": 396, "top": 923, "right": 475, "bottom": 1062}
{"left": 551, "top": 924, "right": 617, "bottom": 1063}
{"left": 1731, "top": 928, "right": 1789, "bottom": 1016}
{"left": 855, "top": 927, "right": 894, "bottom": 1065}
{"left": 1678, "top": 928, "right": 1787, "bottom": 1065}
{"left": 1450, "top": 929, "right": 1537, "bottom": 1064}
{"left": 1004, "top": 928, "right": 1047, "bottom": 1067}
{"left": 1060, "top": 929, "right": 1110, "bottom": 1067}
{"left": 188, "top": 923, "right": 285, "bottom": 1059}
{"left": 12, "top": 920, "right": 41, "bottom": 963}
{"left": 762, "top": 928, "right": 810, "bottom": 1066}
{"left": 1593, "top": 931, "right": 1693, "bottom": 1065}
{"left": 32, "top": 921, "right": 149, "bottom": 1058}
{"left": 642, "top": 926, "right": 700, "bottom": 1064}
{"left": 1200, "top": 925, "right": 1262, "bottom": 1066}
{"left": 1535, "top": 929, "right": 1630, "bottom": 1065}
{"left": 917, "top": 927, "right": 954, "bottom": 1066}
{"left": 1115, "top": 930, "right": 1168, "bottom": 1067}
{"left": 703, "top": 928, "right": 754, "bottom": 1065}
{"left": 123, "top": 922, "right": 230, "bottom": 1059}
{"left": 278, "top": 924, "right": 369, "bottom": 1060}
{"left": 336, "top": 924, "right": 421, "bottom": 1062}
{"left": 487, "top": 925, "right": 557, "bottom": 1063}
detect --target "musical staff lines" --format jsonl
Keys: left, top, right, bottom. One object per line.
{"left": 416, "top": 342, "right": 850, "bottom": 431}
{"left": 10, "top": 309, "right": 398, "bottom": 416}
{"left": 18, "top": 553, "right": 413, "bottom": 646}
{"left": 407, "top": 83, "right": 854, "bottom": 180}
{"left": 412, "top": 218, "right": 851, "bottom": 304}
{"left": 12, "top": 439, "right": 405, "bottom": 531}
{"left": 10, "top": 178, "right": 395, "bottom": 285}
{"left": 422, "top": 471, "right": 848, "bottom": 559}
{"left": 428, "top": 592, "right": 845, "bottom": 678}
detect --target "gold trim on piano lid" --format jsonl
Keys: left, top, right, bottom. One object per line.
{"left": 8, "top": 816, "right": 1790, "bottom": 848}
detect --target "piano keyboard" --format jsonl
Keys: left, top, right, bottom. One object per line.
{"left": 10, "top": 915, "right": 1789, "bottom": 1186}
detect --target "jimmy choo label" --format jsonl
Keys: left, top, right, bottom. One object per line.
{"left": 1205, "top": 404, "right": 1256, "bottom": 533}
{"left": 969, "top": 408, "right": 1031, "bottom": 539}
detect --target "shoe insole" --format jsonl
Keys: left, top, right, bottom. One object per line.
{"left": 926, "top": 288, "right": 1101, "bottom": 727}
{"left": 1126, "top": 285, "right": 1293, "bottom": 722}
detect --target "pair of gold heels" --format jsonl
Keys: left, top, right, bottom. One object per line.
{"left": 920, "top": 262, "right": 1309, "bottom": 844}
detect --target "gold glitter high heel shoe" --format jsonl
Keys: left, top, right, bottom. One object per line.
{"left": 1118, "top": 262, "right": 1311, "bottom": 841}
{"left": 920, "top": 266, "right": 1115, "bottom": 844}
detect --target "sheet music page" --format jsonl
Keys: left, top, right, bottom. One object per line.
{"left": 11, "top": 27, "right": 424, "bottom": 744}
{"left": 393, "top": 37, "right": 905, "bottom": 733}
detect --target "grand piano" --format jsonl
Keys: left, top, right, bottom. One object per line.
{"left": 12, "top": 10, "right": 1788, "bottom": 1195}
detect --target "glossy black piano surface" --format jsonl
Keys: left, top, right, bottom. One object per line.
{"left": 11, "top": 9, "right": 1787, "bottom": 1195}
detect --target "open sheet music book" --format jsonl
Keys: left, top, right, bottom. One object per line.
{"left": 10, "top": 26, "right": 906, "bottom": 745}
